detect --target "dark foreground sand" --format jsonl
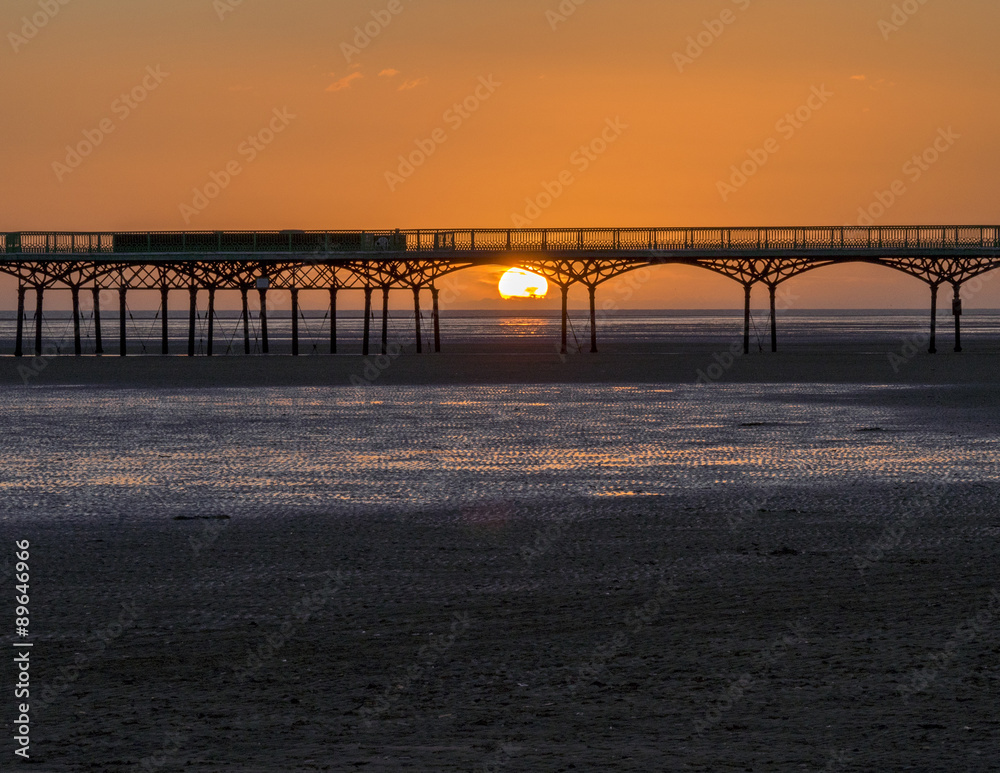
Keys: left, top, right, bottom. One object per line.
{"left": 14, "top": 484, "right": 1000, "bottom": 772}
{"left": 2, "top": 349, "right": 998, "bottom": 388}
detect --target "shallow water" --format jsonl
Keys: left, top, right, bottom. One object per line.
{"left": 1, "top": 309, "right": 998, "bottom": 355}
{"left": 2, "top": 384, "right": 997, "bottom": 521}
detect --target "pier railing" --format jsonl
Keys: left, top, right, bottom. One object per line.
{"left": 2, "top": 226, "right": 999, "bottom": 255}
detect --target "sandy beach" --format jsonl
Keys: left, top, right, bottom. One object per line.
{"left": 1, "top": 364, "right": 998, "bottom": 771}
{"left": 2, "top": 349, "right": 999, "bottom": 389}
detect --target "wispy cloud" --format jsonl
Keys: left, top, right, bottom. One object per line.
{"left": 379, "top": 68, "right": 400, "bottom": 78}
{"left": 850, "top": 74, "right": 867, "bottom": 81}
{"left": 397, "top": 77, "right": 428, "bottom": 91}
{"left": 327, "top": 72, "right": 363, "bottom": 92}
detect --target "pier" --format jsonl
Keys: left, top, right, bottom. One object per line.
{"left": 3, "top": 226, "right": 999, "bottom": 357}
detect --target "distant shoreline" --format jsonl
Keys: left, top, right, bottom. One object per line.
{"left": 0, "top": 308, "right": 997, "bottom": 318}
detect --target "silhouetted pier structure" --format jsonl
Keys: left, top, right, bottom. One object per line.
{"left": 3, "top": 226, "right": 999, "bottom": 357}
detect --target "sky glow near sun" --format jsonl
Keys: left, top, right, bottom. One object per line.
{"left": 2, "top": 0, "right": 1000, "bottom": 310}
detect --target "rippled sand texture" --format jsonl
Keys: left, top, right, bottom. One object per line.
{"left": 2, "top": 384, "right": 999, "bottom": 771}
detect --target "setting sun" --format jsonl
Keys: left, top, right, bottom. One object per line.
{"left": 498, "top": 268, "right": 548, "bottom": 299}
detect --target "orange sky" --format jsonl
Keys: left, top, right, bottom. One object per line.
{"left": 3, "top": 0, "right": 1000, "bottom": 310}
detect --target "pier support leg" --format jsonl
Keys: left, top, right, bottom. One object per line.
{"left": 381, "top": 287, "right": 389, "bottom": 356}
{"left": 258, "top": 288, "right": 269, "bottom": 354}
{"left": 769, "top": 284, "right": 778, "bottom": 353}
{"left": 561, "top": 285, "right": 569, "bottom": 356}
{"left": 743, "top": 284, "right": 752, "bottom": 355}
{"left": 14, "top": 286, "right": 25, "bottom": 358}
{"left": 363, "top": 288, "right": 372, "bottom": 356}
{"left": 413, "top": 287, "right": 422, "bottom": 354}
{"left": 118, "top": 287, "right": 127, "bottom": 358}
{"left": 953, "top": 284, "right": 963, "bottom": 353}
{"left": 188, "top": 288, "right": 197, "bottom": 357}
{"left": 432, "top": 287, "right": 441, "bottom": 353}
{"left": 929, "top": 284, "right": 938, "bottom": 354}
{"left": 161, "top": 287, "right": 169, "bottom": 355}
{"left": 206, "top": 287, "right": 216, "bottom": 357}
{"left": 92, "top": 288, "right": 103, "bottom": 355}
{"left": 34, "top": 287, "right": 43, "bottom": 356}
{"left": 291, "top": 288, "right": 299, "bottom": 357}
{"left": 71, "top": 286, "right": 82, "bottom": 356}
{"left": 588, "top": 285, "right": 598, "bottom": 354}
{"left": 241, "top": 288, "right": 251, "bottom": 355}
{"left": 329, "top": 287, "right": 337, "bottom": 355}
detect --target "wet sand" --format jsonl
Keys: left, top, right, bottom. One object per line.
{"left": 2, "top": 359, "right": 999, "bottom": 771}
{"left": 2, "top": 349, "right": 998, "bottom": 388}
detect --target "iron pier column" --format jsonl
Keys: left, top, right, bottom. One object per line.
{"left": 560, "top": 285, "right": 569, "bottom": 356}
{"left": 161, "top": 287, "right": 169, "bottom": 355}
{"left": 329, "top": 287, "right": 337, "bottom": 355}
{"left": 34, "top": 287, "right": 43, "bottom": 356}
{"left": 929, "top": 283, "right": 938, "bottom": 354}
{"left": 381, "top": 287, "right": 390, "bottom": 356}
{"left": 241, "top": 288, "right": 251, "bottom": 355}
{"left": 188, "top": 287, "right": 197, "bottom": 357}
{"left": 588, "top": 285, "right": 598, "bottom": 354}
{"left": 743, "top": 284, "right": 752, "bottom": 356}
{"left": 206, "top": 287, "right": 216, "bottom": 357}
{"left": 291, "top": 288, "right": 300, "bottom": 357}
{"left": 258, "top": 287, "right": 269, "bottom": 354}
{"left": 769, "top": 284, "right": 777, "bottom": 353}
{"left": 119, "top": 287, "right": 127, "bottom": 357}
{"left": 362, "top": 288, "right": 372, "bottom": 356}
{"left": 431, "top": 286, "right": 441, "bottom": 353}
{"left": 953, "top": 284, "right": 963, "bottom": 353}
{"left": 92, "top": 288, "right": 103, "bottom": 355}
{"left": 14, "top": 286, "right": 25, "bottom": 358}
{"left": 71, "top": 286, "right": 82, "bottom": 356}
{"left": 413, "top": 287, "right": 422, "bottom": 354}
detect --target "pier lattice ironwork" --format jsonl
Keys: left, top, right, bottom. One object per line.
{"left": 3, "top": 225, "right": 999, "bottom": 357}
